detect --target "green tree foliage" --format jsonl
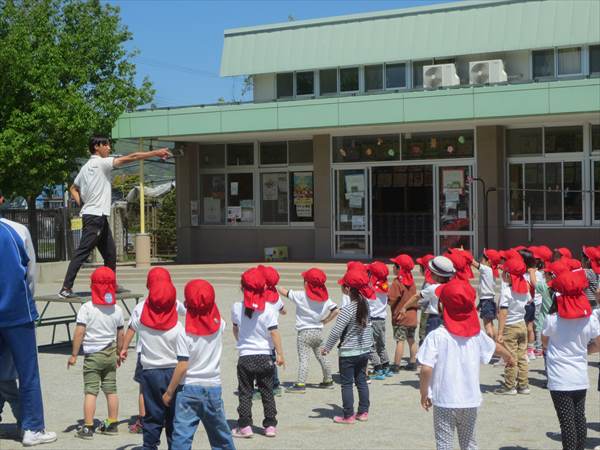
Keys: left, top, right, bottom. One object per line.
{"left": 155, "top": 189, "right": 176, "bottom": 256}
{"left": 0, "top": 0, "right": 154, "bottom": 201}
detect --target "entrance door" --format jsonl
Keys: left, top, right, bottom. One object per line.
{"left": 371, "top": 166, "right": 433, "bottom": 258}
{"left": 435, "top": 164, "right": 476, "bottom": 253}
{"left": 333, "top": 168, "right": 371, "bottom": 258}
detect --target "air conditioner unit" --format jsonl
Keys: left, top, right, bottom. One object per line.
{"left": 469, "top": 59, "right": 508, "bottom": 85}
{"left": 423, "top": 64, "right": 460, "bottom": 89}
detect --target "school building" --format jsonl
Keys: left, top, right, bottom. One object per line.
{"left": 111, "top": 0, "right": 600, "bottom": 263}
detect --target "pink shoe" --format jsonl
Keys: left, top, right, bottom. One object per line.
{"left": 264, "top": 426, "right": 276, "bottom": 437}
{"left": 232, "top": 426, "right": 253, "bottom": 438}
{"left": 534, "top": 349, "right": 544, "bottom": 357}
{"left": 356, "top": 412, "right": 369, "bottom": 422}
{"left": 333, "top": 415, "right": 356, "bottom": 424}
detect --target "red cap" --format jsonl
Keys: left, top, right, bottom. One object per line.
{"left": 500, "top": 248, "right": 522, "bottom": 262}
{"left": 90, "top": 267, "right": 117, "bottom": 306}
{"left": 439, "top": 279, "right": 480, "bottom": 337}
{"left": 556, "top": 247, "right": 573, "bottom": 259}
{"left": 368, "top": 261, "right": 389, "bottom": 293}
{"left": 416, "top": 254, "right": 435, "bottom": 284}
{"left": 583, "top": 246, "right": 600, "bottom": 274}
{"left": 564, "top": 258, "right": 582, "bottom": 271}
{"left": 338, "top": 269, "right": 374, "bottom": 300}
{"left": 257, "top": 265, "right": 280, "bottom": 303}
{"left": 544, "top": 261, "right": 570, "bottom": 277}
{"left": 451, "top": 248, "right": 475, "bottom": 279}
{"left": 184, "top": 279, "right": 221, "bottom": 336}
{"left": 444, "top": 250, "right": 469, "bottom": 281}
{"left": 390, "top": 254, "right": 415, "bottom": 287}
{"left": 513, "top": 245, "right": 527, "bottom": 252}
{"left": 347, "top": 261, "right": 368, "bottom": 273}
{"left": 501, "top": 258, "right": 529, "bottom": 294}
{"left": 530, "top": 245, "right": 553, "bottom": 263}
{"left": 483, "top": 249, "right": 501, "bottom": 278}
{"left": 141, "top": 267, "right": 178, "bottom": 331}
{"left": 241, "top": 268, "right": 266, "bottom": 311}
{"left": 301, "top": 268, "right": 329, "bottom": 302}
{"left": 552, "top": 271, "right": 591, "bottom": 319}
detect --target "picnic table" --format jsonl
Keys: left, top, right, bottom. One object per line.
{"left": 34, "top": 291, "right": 144, "bottom": 345}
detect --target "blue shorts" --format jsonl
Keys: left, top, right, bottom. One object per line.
{"left": 524, "top": 303, "right": 536, "bottom": 323}
{"left": 425, "top": 314, "right": 442, "bottom": 336}
{"left": 133, "top": 353, "right": 143, "bottom": 384}
{"left": 478, "top": 298, "right": 497, "bottom": 321}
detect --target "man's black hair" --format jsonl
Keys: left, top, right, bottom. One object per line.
{"left": 89, "top": 136, "right": 110, "bottom": 155}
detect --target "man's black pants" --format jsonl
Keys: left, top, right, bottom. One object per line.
{"left": 63, "top": 215, "right": 116, "bottom": 289}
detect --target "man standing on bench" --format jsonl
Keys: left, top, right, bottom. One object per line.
{"left": 59, "top": 136, "right": 171, "bottom": 298}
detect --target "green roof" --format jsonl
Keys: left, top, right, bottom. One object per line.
{"left": 220, "top": 0, "right": 600, "bottom": 76}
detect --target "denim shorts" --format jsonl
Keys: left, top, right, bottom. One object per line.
{"left": 478, "top": 298, "right": 497, "bottom": 321}
{"left": 133, "top": 353, "right": 143, "bottom": 384}
{"left": 524, "top": 303, "right": 536, "bottom": 323}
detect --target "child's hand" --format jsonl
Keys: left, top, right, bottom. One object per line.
{"left": 420, "top": 394, "right": 432, "bottom": 411}
{"left": 496, "top": 335, "right": 504, "bottom": 344}
{"left": 505, "top": 355, "right": 516, "bottom": 367}
{"left": 320, "top": 348, "right": 329, "bottom": 356}
{"left": 276, "top": 353, "right": 286, "bottom": 368}
{"left": 67, "top": 355, "right": 77, "bottom": 368}
{"left": 119, "top": 349, "right": 128, "bottom": 362}
{"left": 162, "top": 391, "right": 173, "bottom": 407}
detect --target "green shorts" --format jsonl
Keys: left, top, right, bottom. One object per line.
{"left": 83, "top": 344, "right": 117, "bottom": 396}
{"left": 393, "top": 325, "right": 416, "bottom": 342}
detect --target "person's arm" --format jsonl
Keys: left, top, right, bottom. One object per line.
{"left": 67, "top": 324, "right": 86, "bottom": 368}
{"left": 278, "top": 287, "right": 290, "bottom": 297}
{"left": 542, "top": 335, "right": 549, "bottom": 351}
{"left": 322, "top": 307, "right": 351, "bottom": 354}
{"left": 116, "top": 328, "right": 124, "bottom": 366}
{"left": 119, "top": 327, "right": 136, "bottom": 361}
{"left": 419, "top": 365, "right": 433, "bottom": 411}
{"left": 113, "top": 148, "right": 172, "bottom": 168}
{"left": 588, "top": 336, "right": 600, "bottom": 354}
{"left": 528, "top": 268, "right": 538, "bottom": 288}
{"left": 232, "top": 324, "right": 239, "bottom": 341}
{"left": 322, "top": 308, "right": 339, "bottom": 325}
{"left": 496, "top": 308, "right": 508, "bottom": 343}
{"left": 162, "top": 360, "right": 189, "bottom": 406}
{"left": 471, "top": 260, "right": 481, "bottom": 270}
{"left": 69, "top": 184, "right": 81, "bottom": 207}
{"left": 399, "top": 293, "right": 421, "bottom": 316}
{"left": 270, "top": 329, "right": 285, "bottom": 368}
{"left": 494, "top": 342, "right": 515, "bottom": 366}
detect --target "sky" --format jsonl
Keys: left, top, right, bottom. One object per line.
{"left": 104, "top": 0, "right": 457, "bottom": 108}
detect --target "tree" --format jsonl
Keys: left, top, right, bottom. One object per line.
{"left": 0, "top": 0, "right": 154, "bottom": 243}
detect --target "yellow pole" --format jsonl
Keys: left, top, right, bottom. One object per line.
{"left": 139, "top": 137, "right": 145, "bottom": 234}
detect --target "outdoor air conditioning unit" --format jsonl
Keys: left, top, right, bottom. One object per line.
{"left": 469, "top": 59, "right": 508, "bottom": 85}
{"left": 423, "top": 64, "right": 460, "bottom": 89}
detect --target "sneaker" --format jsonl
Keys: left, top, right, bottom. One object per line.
{"left": 517, "top": 387, "right": 531, "bottom": 395}
{"left": 389, "top": 364, "right": 401, "bottom": 374}
{"left": 58, "top": 288, "right": 77, "bottom": 299}
{"left": 370, "top": 370, "right": 386, "bottom": 381}
{"left": 285, "top": 383, "right": 306, "bottom": 394}
{"left": 534, "top": 349, "right": 544, "bottom": 357}
{"left": 493, "top": 359, "right": 506, "bottom": 367}
{"left": 383, "top": 368, "right": 394, "bottom": 377}
{"left": 23, "top": 430, "right": 58, "bottom": 446}
{"left": 74, "top": 425, "right": 94, "bottom": 440}
{"left": 527, "top": 349, "right": 536, "bottom": 360}
{"left": 333, "top": 415, "right": 356, "bottom": 424}
{"left": 232, "top": 426, "right": 253, "bottom": 438}
{"left": 98, "top": 419, "right": 118, "bottom": 435}
{"left": 318, "top": 381, "right": 335, "bottom": 389}
{"left": 402, "top": 363, "right": 417, "bottom": 371}
{"left": 494, "top": 386, "right": 517, "bottom": 395}
{"left": 272, "top": 386, "right": 283, "bottom": 397}
{"left": 355, "top": 412, "right": 369, "bottom": 422}
{"left": 128, "top": 418, "right": 143, "bottom": 434}
{"left": 264, "top": 426, "right": 276, "bottom": 437}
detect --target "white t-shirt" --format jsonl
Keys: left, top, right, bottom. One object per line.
{"left": 417, "top": 327, "right": 496, "bottom": 408}
{"left": 182, "top": 321, "right": 226, "bottom": 387}
{"left": 265, "top": 297, "right": 285, "bottom": 316}
{"left": 129, "top": 314, "right": 188, "bottom": 370}
{"left": 287, "top": 290, "right": 337, "bottom": 330}
{"left": 369, "top": 292, "right": 388, "bottom": 319}
{"left": 76, "top": 301, "right": 125, "bottom": 354}
{"left": 543, "top": 313, "right": 600, "bottom": 391}
{"left": 498, "top": 282, "right": 529, "bottom": 325}
{"left": 341, "top": 294, "right": 350, "bottom": 308}
{"left": 420, "top": 284, "right": 441, "bottom": 315}
{"left": 231, "top": 302, "right": 278, "bottom": 357}
{"left": 74, "top": 155, "right": 114, "bottom": 216}
{"left": 0, "top": 219, "right": 36, "bottom": 296}
{"left": 128, "top": 300, "right": 186, "bottom": 353}
{"left": 533, "top": 270, "right": 544, "bottom": 306}
{"left": 477, "top": 264, "right": 495, "bottom": 300}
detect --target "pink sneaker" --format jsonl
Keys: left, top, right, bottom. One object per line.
{"left": 527, "top": 348, "right": 536, "bottom": 360}
{"left": 333, "top": 415, "right": 356, "bottom": 424}
{"left": 356, "top": 412, "right": 369, "bottom": 422}
{"left": 264, "top": 426, "right": 276, "bottom": 437}
{"left": 534, "top": 349, "right": 544, "bottom": 357}
{"left": 232, "top": 426, "right": 253, "bottom": 438}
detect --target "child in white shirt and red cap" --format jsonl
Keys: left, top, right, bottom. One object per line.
{"left": 67, "top": 267, "right": 124, "bottom": 439}
{"left": 278, "top": 268, "right": 338, "bottom": 393}
{"left": 417, "top": 277, "right": 514, "bottom": 450}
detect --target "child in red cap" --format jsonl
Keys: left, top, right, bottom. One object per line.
{"left": 322, "top": 269, "right": 374, "bottom": 424}
{"left": 471, "top": 249, "right": 501, "bottom": 341}
{"left": 542, "top": 270, "right": 600, "bottom": 450}
{"left": 278, "top": 268, "right": 338, "bottom": 393}
{"left": 120, "top": 267, "right": 188, "bottom": 450}
{"left": 388, "top": 255, "right": 418, "bottom": 372}
{"left": 417, "top": 278, "right": 514, "bottom": 450}
{"left": 582, "top": 246, "right": 600, "bottom": 309}
{"left": 366, "top": 261, "right": 392, "bottom": 379}
{"left": 67, "top": 267, "right": 125, "bottom": 439}
{"left": 231, "top": 268, "right": 285, "bottom": 439}
{"left": 162, "top": 279, "right": 234, "bottom": 450}
{"left": 495, "top": 257, "right": 531, "bottom": 395}
{"left": 416, "top": 254, "right": 435, "bottom": 345}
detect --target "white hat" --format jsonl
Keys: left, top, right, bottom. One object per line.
{"left": 428, "top": 256, "right": 456, "bottom": 278}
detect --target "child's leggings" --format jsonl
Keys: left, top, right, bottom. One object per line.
{"left": 369, "top": 318, "right": 389, "bottom": 369}
{"left": 237, "top": 354, "right": 277, "bottom": 428}
{"left": 433, "top": 406, "right": 478, "bottom": 450}
{"left": 296, "top": 329, "right": 332, "bottom": 384}
{"left": 550, "top": 389, "right": 587, "bottom": 450}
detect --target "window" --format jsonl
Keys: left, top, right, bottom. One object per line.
{"left": 319, "top": 69, "right": 337, "bottom": 95}
{"left": 532, "top": 49, "right": 554, "bottom": 78}
{"left": 200, "top": 174, "right": 225, "bottom": 224}
{"left": 198, "top": 144, "right": 225, "bottom": 168}
{"left": 592, "top": 124, "right": 600, "bottom": 151}
{"left": 545, "top": 126, "right": 583, "bottom": 153}
{"left": 260, "top": 142, "right": 287, "bottom": 165}
{"left": 289, "top": 140, "right": 313, "bottom": 164}
{"left": 227, "top": 173, "right": 254, "bottom": 224}
{"left": 276, "top": 73, "right": 293, "bottom": 98}
{"left": 340, "top": 67, "right": 359, "bottom": 92}
{"left": 386, "top": 63, "right": 406, "bottom": 89}
{"left": 590, "top": 45, "right": 600, "bottom": 74}
{"left": 365, "top": 65, "right": 383, "bottom": 91}
{"left": 227, "top": 143, "right": 254, "bottom": 166}
{"left": 563, "top": 161, "right": 582, "bottom": 221}
{"left": 506, "top": 128, "right": 543, "bottom": 156}
{"left": 509, "top": 164, "right": 524, "bottom": 221}
{"left": 594, "top": 160, "right": 600, "bottom": 221}
{"left": 402, "top": 130, "right": 474, "bottom": 160}
{"left": 261, "top": 172, "right": 288, "bottom": 223}
{"left": 524, "top": 163, "right": 544, "bottom": 221}
{"left": 557, "top": 47, "right": 581, "bottom": 75}
{"left": 332, "top": 134, "right": 399, "bottom": 163}
{"left": 412, "top": 61, "right": 429, "bottom": 88}
{"left": 296, "top": 71, "right": 314, "bottom": 96}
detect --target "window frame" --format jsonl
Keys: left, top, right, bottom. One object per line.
{"left": 276, "top": 72, "right": 294, "bottom": 99}
{"left": 295, "top": 70, "right": 316, "bottom": 98}
{"left": 384, "top": 61, "right": 408, "bottom": 90}
{"left": 318, "top": 67, "right": 339, "bottom": 97}
{"left": 339, "top": 65, "right": 361, "bottom": 94}
{"left": 592, "top": 157, "right": 600, "bottom": 225}
{"left": 556, "top": 46, "right": 583, "bottom": 77}
{"left": 364, "top": 64, "right": 384, "bottom": 92}
{"left": 531, "top": 48, "right": 556, "bottom": 80}
{"left": 589, "top": 44, "right": 600, "bottom": 75}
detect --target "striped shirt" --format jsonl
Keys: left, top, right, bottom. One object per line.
{"left": 584, "top": 269, "right": 599, "bottom": 308}
{"left": 324, "top": 300, "right": 373, "bottom": 356}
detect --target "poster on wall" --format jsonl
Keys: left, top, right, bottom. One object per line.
{"left": 293, "top": 172, "right": 314, "bottom": 218}
{"left": 344, "top": 173, "right": 365, "bottom": 193}
{"left": 442, "top": 169, "right": 465, "bottom": 190}
{"left": 227, "top": 206, "right": 242, "bottom": 223}
{"left": 203, "top": 197, "right": 221, "bottom": 224}
{"left": 262, "top": 173, "right": 280, "bottom": 201}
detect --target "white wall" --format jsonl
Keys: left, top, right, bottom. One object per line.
{"left": 253, "top": 73, "right": 276, "bottom": 102}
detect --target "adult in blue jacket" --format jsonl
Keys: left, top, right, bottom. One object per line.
{"left": 0, "top": 219, "right": 57, "bottom": 446}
